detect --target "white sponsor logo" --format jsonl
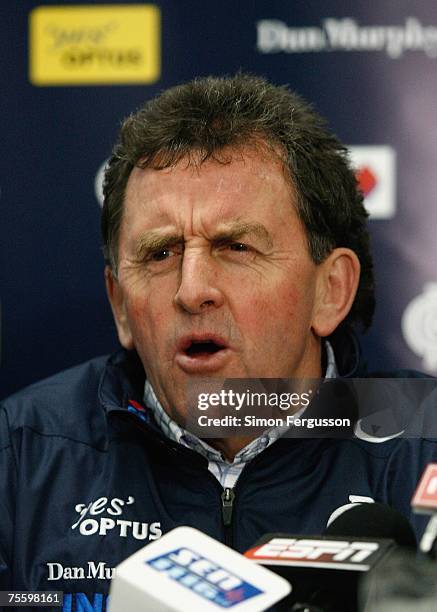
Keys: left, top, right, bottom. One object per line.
{"left": 71, "top": 495, "right": 162, "bottom": 541}
{"left": 253, "top": 537, "right": 378, "bottom": 564}
{"left": 402, "top": 283, "right": 437, "bottom": 371}
{"left": 94, "top": 158, "right": 108, "bottom": 207}
{"left": 257, "top": 17, "right": 437, "bottom": 59}
{"left": 348, "top": 146, "right": 396, "bottom": 220}
{"left": 47, "top": 561, "right": 114, "bottom": 581}
{"left": 327, "top": 495, "right": 375, "bottom": 527}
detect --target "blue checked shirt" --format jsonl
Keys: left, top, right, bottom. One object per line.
{"left": 144, "top": 342, "right": 338, "bottom": 489}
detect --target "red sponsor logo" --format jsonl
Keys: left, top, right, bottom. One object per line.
{"left": 356, "top": 166, "right": 377, "bottom": 197}
{"left": 412, "top": 464, "right": 437, "bottom": 511}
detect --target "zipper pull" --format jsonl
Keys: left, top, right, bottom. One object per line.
{"left": 221, "top": 487, "right": 235, "bottom": 526}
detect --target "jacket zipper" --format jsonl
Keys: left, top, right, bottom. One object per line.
{"left": 221, "top": 487, "right": 235, "bottom": 547}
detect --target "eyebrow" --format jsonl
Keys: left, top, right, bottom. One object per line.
{"left": 135, "top": 233, "right": 183, "bottom": 260}
{"left": 134, "top": 221, "right": 273, "bottom": 259}
{"left": 211, "top": 222, "right": 273, "bottom": 249}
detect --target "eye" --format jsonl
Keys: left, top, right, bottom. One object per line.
{"left": 146, "top": 244, "right": 184, "bottom": 264}
{"left": 150, "top": 249, "right": 173, "bottom": 262}
{"left": 217, "top": 241, "right": 258, "bottom": 263}
{"left": 228, "top": 242, "right": 250, "bottom": 252}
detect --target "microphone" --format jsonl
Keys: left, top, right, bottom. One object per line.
{"left": 411, "top": 462, "right": 437, "bottom": 556}
{"left": 359, "top": 548, "right": 437, "bottom": 612}
{"left": 108, "top": 526, "right": 291, "bottom": 611}
{"left": 245, "top": 503, "right": 416, "bottom": 612}
{"left": 325, "top": 502, "right": 416, "bottom": 549}
{"left": 359, "top": 467, "right": 437, "bottom": 610}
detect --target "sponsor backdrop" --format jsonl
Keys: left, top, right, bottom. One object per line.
{"left": 1, "top": 0, "right": 437, "bottom": 398}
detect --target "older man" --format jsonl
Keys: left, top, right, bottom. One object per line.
{"left": 0, "top": 74, "right": 435, "bottom": 609}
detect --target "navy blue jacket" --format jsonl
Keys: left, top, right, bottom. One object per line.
{"left": 1, "top": 340, "right": 437, "bottom": 612}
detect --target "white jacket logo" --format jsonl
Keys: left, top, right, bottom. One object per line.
{"left": 71, "top": 496, "right": 162, "bottom": 541}
{"left": 402, "top": 283, "right": 437, "bottom": 372}
{"left": 327, "top": 495, "right": 374, "bottom": 527}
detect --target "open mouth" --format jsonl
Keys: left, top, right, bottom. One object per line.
{"left": 176, "top": 335, "right": 230, "bottom": 373}
{"left": 184, "top": 340, "right": 225, "bottom": 358}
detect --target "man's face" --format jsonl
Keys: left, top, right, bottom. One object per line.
{"left": 107, "top": 147, "right": 328, "bottom": 419}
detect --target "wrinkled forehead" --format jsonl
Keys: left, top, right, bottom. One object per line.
{"left": 112, "top": 142, "right": 308, "bottom": 269}
{"left": 124, "top": 143, "right": 296, "bottom": 215}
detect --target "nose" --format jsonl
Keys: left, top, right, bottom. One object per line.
{"left": 174, "top": 248, "right": 225, "bottom": 314}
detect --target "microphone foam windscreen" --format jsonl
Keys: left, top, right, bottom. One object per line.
{"left": 325, "top": 503, "right": 417, "bottom": 550}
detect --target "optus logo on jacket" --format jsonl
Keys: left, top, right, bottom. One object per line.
{"left": 71, "top": 495, "right": 162, "bottom": 541}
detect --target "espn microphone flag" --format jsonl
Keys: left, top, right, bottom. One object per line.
{"left": 244, "top": 534, "right": 395, "bottom": 612}
{"left": 411, "top": 463, "right": 437, "bottom": 512}
{"left": 245, "top": 535, "right": 388, "bottom": 571}
{"left": 411, "top": 463, "right": 437, "bottom": 554}
{"left": 108, "top": 526, "right": 291, "bottom": 611}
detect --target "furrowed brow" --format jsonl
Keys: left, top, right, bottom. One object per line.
{"left": 212, "top": 222, "right": 273, "bottom": 249}
{"left": 135, "top": 233, "right": 183, "bottom": 259}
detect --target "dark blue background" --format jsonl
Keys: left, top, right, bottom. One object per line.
{"left": 2, "top": 1, "right": 437, "bottom": 398}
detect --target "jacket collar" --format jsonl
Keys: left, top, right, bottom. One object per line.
{"left": 99, "top": 348, "right": 146, "bottom": 414}
{"left": 328, "top": 327, "right": 366, "bottom": 378}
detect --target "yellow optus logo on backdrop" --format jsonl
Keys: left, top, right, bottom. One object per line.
{"left": 29, "top": 5, "right": 160, "bottom": 86}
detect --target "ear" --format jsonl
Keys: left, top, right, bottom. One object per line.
{"left": 105, "top": 266, "right": 135, "bottom": 349}
{"left": 311, "top": 248, "right": 361, "bottom": 337}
